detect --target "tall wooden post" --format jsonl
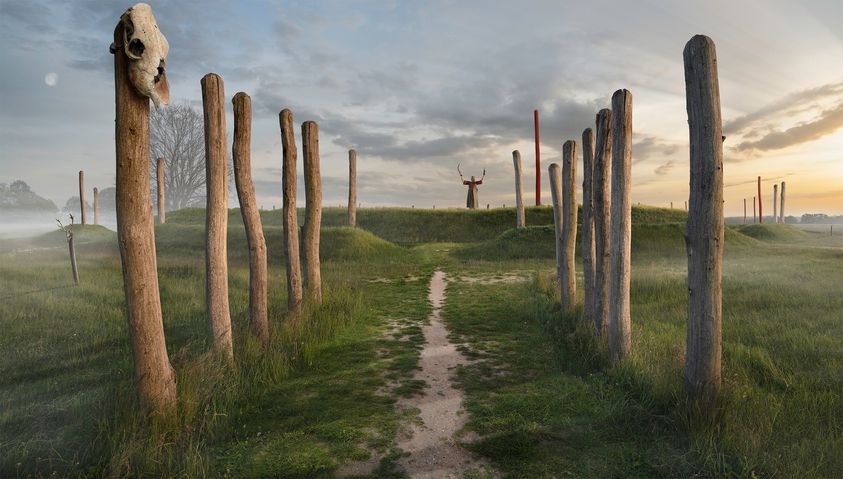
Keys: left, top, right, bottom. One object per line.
{"left": 534, "top": 109, "right": 541, "bottom": 205}
{"left": 512, "top": 150, "right": 525, "bottom": 228}
{"left": 683, "top": 34, "right": 724, "bottom": 411}
{"left": 93, "top": 187, "right": 100, "bottom": 225}
{"left": 753, "top": 196, "right": 756, "bottom": 223}
{"left": 757, "top": 176, "right": 763, "bottom": 223}
{"left": 156, "top": 158, "right": 166, "bottom": 224}
{"left": 79, "top": 171, "right": 87, "bottom": 225}
{"left": 348, "top": 149, "right": 357, "bottom": 227}
{"left": 302, "top": 121, "right": 323, "bottom": 305}
{"left": 560, "top": 141, "right": 578, "bottom": 311}
{"left": 743, "top": 198, "right": 747, "bottom": 224}
{"left": 549, "top": 163, "right": 565, "bottom": 304}
{"left": 280, "top": 109, "right": 303, "bottom": 315}
{"left": 581, "top": 128, "right": 596, "bottom": 324}
{"left": 609, "top": 89, "right": 633, "bottom": 362}
{"left": 773, "top": 184, "right": 778, "bottom": 223}
{"left": 201, "top": 73, "right": 233, "bottom": 360}
{"left": 112, "top": 17, "right": 175, "bottom": 413}
{"left": 233, "top": 92, "right": 268, "bottom": 344}
{"left": 779, "top": 182, "right": 786, "bottom": 223}
{"left": 593, "top": 109, "right": 612, "bottom": 339}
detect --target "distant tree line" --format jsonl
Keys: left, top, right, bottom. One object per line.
{"left": 0, "top": 180, "right": 57, "bottom": 215}
{"left": 801, "top": 213, "right": 843, "bottom": 224}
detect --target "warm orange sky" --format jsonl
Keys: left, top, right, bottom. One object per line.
{"left": 1, "top": 0, "right": 841, "bottom": 215}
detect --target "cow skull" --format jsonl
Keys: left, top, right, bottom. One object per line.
{"left": 118, "top": 3, "right": 170, "bottom": 107}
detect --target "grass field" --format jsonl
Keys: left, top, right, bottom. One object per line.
{"left": 1, "top": 206, "right": 841, "bottom": 477}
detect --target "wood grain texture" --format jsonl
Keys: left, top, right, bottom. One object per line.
{"left": 581, "top": 128, "right": 596, "bottom": 325}
{"left": 592, "top": 109, "right": 612, "bottom": 339}
{"left": 201, "top": 73, "right": 233, "bottom": 360}
{"left": 560, "top": 140, "right": 578, "bottom": 311}
{"left": 609, "top": 89, "right": 633, "bottom": 362}
{"left": 113, "top": 22, "right": 175, "bottom": 413}
{"left": 280, "top": 109, "right": 303, "bottom": 314}
{"left": 683, "top": 34, "right": 724, "bottom": 410}
{"left": 512, "top": 150, "right": 525, "bottom": 228}
{"left": 233, "top": 92, "right": 268, "bottom": 344}
{"left": 302, "top": 120, "right": 323, "bottom": 305}
{"left": 156, "top": 158, "right": 165, "bottom": 224}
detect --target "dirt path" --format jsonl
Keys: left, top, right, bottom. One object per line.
{"left": 394, "top": 270, "right": 494, "bottom": 478}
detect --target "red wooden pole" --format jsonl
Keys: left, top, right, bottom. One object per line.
{"left": 534, "top": 109, "right": 541, "bottom": 206}
{"left": 757, "top": 176, "right": 763, "bottom": 224}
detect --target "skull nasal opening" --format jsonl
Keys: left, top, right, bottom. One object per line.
{"left": 128, "top": 38, "right": 145, "bottom": 57}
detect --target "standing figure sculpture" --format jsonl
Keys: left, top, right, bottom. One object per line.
{"left": 458, "top": 163, "right": 485, "bottom": 209}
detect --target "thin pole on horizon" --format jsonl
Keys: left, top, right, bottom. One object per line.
{"left": 534, "top": 109, "right": 541, "bottom": 206}
{"left": 757, "top": 176, "right": 763, "bottom": 224}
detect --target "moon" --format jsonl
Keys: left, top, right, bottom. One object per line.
{"left": 44, "top": 72, "right": 58, "bottom": 87}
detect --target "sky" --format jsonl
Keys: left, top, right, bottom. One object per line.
{"left": 1, "top": 0, "right": 842, "bottom": 216}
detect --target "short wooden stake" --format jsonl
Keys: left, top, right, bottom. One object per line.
{"left": 93, "top": 187, "right": 100, "bottom": 225}
{"left": 201, "top": 73, "right": 233, "bottom": 360}
{"left": 608, "top": 89, "right": 633, "bottom": 362}
{"left": 683, "top": 34, "right": 724, "bottom": 411}
{"left": 233, "top": 92, "right": 268, "bottom": 344}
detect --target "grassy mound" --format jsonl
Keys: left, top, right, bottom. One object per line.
{"left": 457, "top": 222, "right": 761, "bottom": 260}
{"left": 734, "top": 224, "right": 809, "bottom": 243}
{"left": 319, "top": 227, "right": 405, "bottom": 261}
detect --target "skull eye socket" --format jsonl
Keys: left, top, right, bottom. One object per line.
{"left": 128, "top": 38, "right": 145, "bottom": 57}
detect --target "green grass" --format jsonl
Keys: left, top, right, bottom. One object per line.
{"left": 2, "top": 205, "right": 841, "bottom": 478}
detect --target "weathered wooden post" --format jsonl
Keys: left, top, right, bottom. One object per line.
{"left": 593, "top": 109, "right": 612, "bottom": 339}
{"left": 280, "top": 109, "right": 303, "bottom": 315}
{"left": 685, "top": 201, "right": 688, "bottom": 211}
{"left": 78, "top": 171, "right": 87, "bottom": 225}
{"left": 757, "top": 176, "right": 763, "bottom": 223}
{"left": 779, "top": 182, "right": 786, "bottom": 223}
{"left": 753, "top": 196, "right": 756, "bottom": 223}
{"left": 609, "top": 89, "right": 633, "bottom": 362}
{"left": 58, "top": 217, "right": 80, "bottom": 285}
{"left": 743, "top": 198, "right": 747, "bottom": 224}
{"left": 560, "top": 141, "right": 578, "bottom": 311}
{"left": 302, "top": 120, "right": 323, "bottom": 305}
{"left": 156, "top": 157, "right": 165, "bottom": 224}
{"left": 683, "top": 34, "right": 724, "bottom": 411}
{"left": 549, "top": 163, "right": 565, "bottom": 302}
{"left": 348, "top": 149, "right": 357, "bottom": 227}
{"left": 93, "top": 187, "right": 100, "bottom": 225}
{"left": 233, "top": 92, "right": 268, "bottom": 344}
{"left": 512, "top": 150, "right": 526, "bottom": 228}
{"left": 671, "top": 201, "right": 674, "bottom": 209}
{"left": 111, "top": 3, "right": 175, "bottom": 413}
{"left": 534, "top": 109, "right": 541, "bottom": 206}
{"left": 201, "top": 73, "right": 233, "bottom": 360}
{"left": 773, "top": 184, "right": 778, "bottom": 223}
{"left": 581, "top": 128, "right": 596, "bottom": 324}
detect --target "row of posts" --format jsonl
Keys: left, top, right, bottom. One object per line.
{"left": 743, "top": 180, "right": 786, "bottom": 224}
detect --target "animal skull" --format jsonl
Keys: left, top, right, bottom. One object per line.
{"left": 119, "top": 3, "right": 170, "bottom": 107}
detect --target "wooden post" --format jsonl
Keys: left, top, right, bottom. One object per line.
{"left": 560, "top": 141, "right": 578, "bottom": 311}
{"left": 233, "top": 92, "right": 268, "bottom": 344}
{"left": 112, "top": 18, "right": 175, "bottom": 413}
{"left": 156, "top": 158, "right": 166, "bottom": 224}
{"left": 593, "top": 109, "right": 612, "bottom": 339}
{"left": 201, "top": 73, "right": 233, "bottom": 360}
{"left": 302, "top": 120, "right": 323, "bottom": 305}
{"left": 512, "top": 150, "right": 525, "bottom": 228}
{"left": 549, "top": 163, "right": 565, "bottom": 304}
{"left": 68, "top": 231, "right": 79, "bottom": 285}
{"left": 757, "top": 176, "right": 763, "bottom": 223}
{"left": 348, "top": 149, "right": 357, "bottom": 227}
{"left": 773, "top": 184, "right": 778, "bottom": 223}
{"left": 779, "top": 182, "right": 786, "bottom": 223}
{"left": 609, "top": 89, "right": 633, "bottom": 362}
{"left": 581, "top": 128, "right": 596, "bottom": 324}
{"left": 753, "top": 196, "right": 756, "bottom": 223}
{"left": 93, "top": 187, "right": 100, "bottom": 225}
{"left": 683, "top": 34, "right": 724, "bottom": 411}
{"left": 280, "top": 109, "right": 303, "bottom": 315}
{"left": 78, "top": 171, "right": 87, "bottom": 225}
{"left": 534, "top": 109, "right": 541, "bottom": 205}
{"left": 685, "top": 201, "right": 688, "bottom": 211}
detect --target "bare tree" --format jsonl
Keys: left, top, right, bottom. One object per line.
{"left": 150, "top": 103, "right": 207, "bottom": 211}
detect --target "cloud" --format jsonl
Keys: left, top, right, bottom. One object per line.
{"left": 654, "top": 160, "right": 675, "bottom": 175}
{"left": 733, "top": 102, "right": 843, "bottom": 152}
